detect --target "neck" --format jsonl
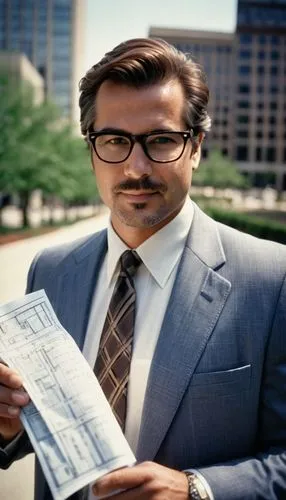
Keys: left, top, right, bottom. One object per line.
{"left": 111, "top": 205, "right": 184, "bottom": 248}
{"left": 111, "top": 224, "right": 159, "bottom": 248}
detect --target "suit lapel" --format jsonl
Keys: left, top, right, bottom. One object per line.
{"left": 55, "top": 231, "right": 107, "bottom": 350}
{"left": 136, "top": 205, "right": 231, "bottom": 462}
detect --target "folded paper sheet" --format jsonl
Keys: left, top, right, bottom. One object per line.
{"left": 0, "top": 290, "right": 135, "bottom": 500}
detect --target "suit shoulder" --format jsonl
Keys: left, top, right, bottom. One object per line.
{"left": 217, "top": 219, "right": 286, "bottom": 255}
{"left": 215, "top": 219, "right": 286, "bottom": 279}
{"left": 31, "top": 228, "right": 107, "bottom": 272}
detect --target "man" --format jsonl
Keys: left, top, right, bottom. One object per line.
{"left": 0, "top": 38, "right": 285, "bottom": 500}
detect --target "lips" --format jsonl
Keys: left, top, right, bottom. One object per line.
{"left": 118, "top": 191, "right": 159, "bottom": 203}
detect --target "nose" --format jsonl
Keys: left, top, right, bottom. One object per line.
{"left": 124, "top": 142, "right": 153, "bottom": 179}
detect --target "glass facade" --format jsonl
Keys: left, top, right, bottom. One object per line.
{"left": 235, "top": 0, "right": 286, "bottom": 173}
{"left": 237, "top": 1, "right": 286, "bottom": 28}
{"left": 0, "top": 0, "right": 74, "bottom": 117}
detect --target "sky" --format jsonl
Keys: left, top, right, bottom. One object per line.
{"left": 84, "top": 0, "right": 238, "bottom": 72}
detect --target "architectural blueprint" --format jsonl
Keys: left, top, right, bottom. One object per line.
{"left": 0, "top": 290, "right": 135, "bottom": 500}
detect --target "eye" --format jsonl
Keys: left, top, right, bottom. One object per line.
{"left": 146, "top": 133, "right": 181, "bottom": 146}
{"left": 149, "top": 135, "right": 175, "bottom": 144}
{"left": 97, "top": 135, "right": 130, "bottom": 147}
{"left": 109, "top": 136, "right": 129, "bottom": 145}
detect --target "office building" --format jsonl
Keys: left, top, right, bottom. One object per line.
{"left": 150, "top": 0, "right": 286, "bottom": 192}
{"left": 149, "top": 27, "right": 235, "bottom": 161}
{"left": 0, "top": 0, "right": 84, "bottom": 123}
{"left": 0, "top": 51, "right": 44, "bottom": 104}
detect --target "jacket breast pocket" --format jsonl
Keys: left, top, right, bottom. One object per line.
{"left": 189, "top": 364, "right": 251, "bottom": 398}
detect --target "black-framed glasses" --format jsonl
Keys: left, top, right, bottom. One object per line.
{"left": 88, "top": 129, "right": 195, "bottom": 164}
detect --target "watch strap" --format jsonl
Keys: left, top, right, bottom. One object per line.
{"left": 184, "top": 472, "right": 210, "bottom": 500}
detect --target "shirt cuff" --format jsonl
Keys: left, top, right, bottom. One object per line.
{"left": 184, "top": 468, "right": 214, "bottom": 500}
{"left": 0, "top": 431, "right": 24, "bottom": 452}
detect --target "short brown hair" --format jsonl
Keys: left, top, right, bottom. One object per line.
{"left": 79, "top": 38, "right": 211, "bottom": 139}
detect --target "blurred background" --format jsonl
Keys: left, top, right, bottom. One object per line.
{"left": 0, "top": 0, "right": 286, "bottom": 498}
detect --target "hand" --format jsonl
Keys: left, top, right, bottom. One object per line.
{"left": 0, "top": 362, "right": 30, "bottom": 441}
{"left": 92, "top": 461, "right": 189, "bottom": 499}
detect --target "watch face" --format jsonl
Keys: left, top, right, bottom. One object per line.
{"left": 193, "top": 476, "right": 209, "bottom": 500}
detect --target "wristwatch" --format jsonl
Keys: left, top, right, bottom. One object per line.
{"left": 184, "top": 472, "right": 210, "bottom": 500}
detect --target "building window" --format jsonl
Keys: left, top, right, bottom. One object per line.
{"left": 257, "top": 66, "right": 265, "bottom": 75}
{"left": 257, "top": 102, "right": 264, "bottom": 110}
{"left": 238, "top": 84, "right": 250, "bottom": 93}
{"left": 240, "top": 34, "right": 252, "bottom": 44}
{"left": 239, "top": 49, "right": 251, "bottom": 59}
{"left": 270, "top": 66, "right": 278, "bottom": 75}
{"left": 258, "top": 50, "right": 265, "bottom": 60}
{"left": 271, "top": 35, "right": 280, "bottom": 45}
{"left": 258, "top": 34, "right": 267, "bottom": 44}
{"left": 269, "top": 131, "right": 276, "bottom": 139}
{"left": 266, "top": 147, "right": 276, "bottom": 162}
{"left": 257, "top": 85, "right": 264, "bottom": 94}
{"left": 269, "top": 116, "right": 276, "bottom": 125}
{"left": 270, "top": 102, "right": 278, "bottom": 110}
{"left": 271, "top": 50, "right": 280, "bottom": 60}
{"left": 239, "top": 65, "right": 251, "bottom": 75}
{"left": 256, "top": 147, "right": 262, "bottom": 161}
{"left": 238, "top": 101, "right": 250, "bottom": 109}
{"left": 256, "top": 131, "right": 263, "bottom": 139}
{"left": 257, "top": 116, "right": 263, "bottom": 124}
{"left": 238, "top": 130, "right": 248, "bottom": 138}
{"left": 237, "top": 115, "right": 249, "bottom": 124}
{"left": 236, "top": 146, "right": 248, "bottom": 161}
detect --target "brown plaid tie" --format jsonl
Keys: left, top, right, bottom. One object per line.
{"left": 94, "top": 250, "right": 141, "bottom": 430}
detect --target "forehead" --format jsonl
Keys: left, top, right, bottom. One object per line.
{"left": 93, "top": 79, "right": 186, "bottom": 133}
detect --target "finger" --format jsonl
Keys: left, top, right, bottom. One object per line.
{"left": 93, "top": 465, "right": 149, "bottom": 497}
{"left": 94, "top": 485, "right": 145, "bottom": 500}
{"left": 0, "top": 364, "right": 23, "bottom": 389}
{"left": 0, "top": 403, "right": 22, "bottom": 418}
{"left": 0, "top": 385, "right": 30, "bottom": 409}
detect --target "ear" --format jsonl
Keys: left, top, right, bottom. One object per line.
{"left": 190, "top": 132, "right": 204, "bottom": 171}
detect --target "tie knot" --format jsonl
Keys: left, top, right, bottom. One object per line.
{"left": 120, "top": 250, "right": 141, "bottom": 277}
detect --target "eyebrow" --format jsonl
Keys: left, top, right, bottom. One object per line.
{"left": 93, "top": 127, "right": 180, "bottom": 135}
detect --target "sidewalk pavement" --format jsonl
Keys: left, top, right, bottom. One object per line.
{"left": 0, "top": 210, "right": 109, "bottom": 500}
{"left": 0, "top": 209, "right": 109, "bottom": 304}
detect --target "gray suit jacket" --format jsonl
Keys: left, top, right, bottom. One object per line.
{"left": 1, "top": 203, "right": 286, "bottom": 499}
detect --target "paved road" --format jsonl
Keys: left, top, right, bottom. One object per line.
{"left": 0, "top": 210, "right": 109, "bottom": 500}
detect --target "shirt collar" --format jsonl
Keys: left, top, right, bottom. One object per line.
{"left": 107, "top": 197, "right": 194, "bottom": 288}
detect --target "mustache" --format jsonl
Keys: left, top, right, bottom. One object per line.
{"left": 113, "top": 177, "right": 167, "bottom": 193}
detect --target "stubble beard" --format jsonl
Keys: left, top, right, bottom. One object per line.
{"left": 115, "top": 202, "right": 169, "bottom": 228}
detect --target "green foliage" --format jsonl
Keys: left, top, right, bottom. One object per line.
{"left": 204, "top": 205, "right": 286, "bottom": 244}
{"left": 193, "top": 150, "right": 249, "bottom": 189}
{"left": 0, "top": 74, "right": 98, "bottom": 227}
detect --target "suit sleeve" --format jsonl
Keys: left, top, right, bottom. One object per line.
{"left": 197, "top": 273, "right": 286, "bottom": 499}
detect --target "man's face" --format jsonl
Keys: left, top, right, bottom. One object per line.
{"left": 91, "top": 79, "right": 202, "bottom": 243}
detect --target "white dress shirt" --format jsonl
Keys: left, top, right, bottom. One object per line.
{"left": 84, "top": 198, "right": 213, "bottom": 500}
{"left": 83, "top": 198, "right": 194, "bottom": 454}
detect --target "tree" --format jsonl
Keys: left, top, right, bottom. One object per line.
{"left": 0, "top": 75, "right": 98, "bottom": 227}
{"left": 0, "top": 76, "right": 62, "bottom": 226}
{"left": 193, "top": 150, "right": 249, "bottom": 189}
